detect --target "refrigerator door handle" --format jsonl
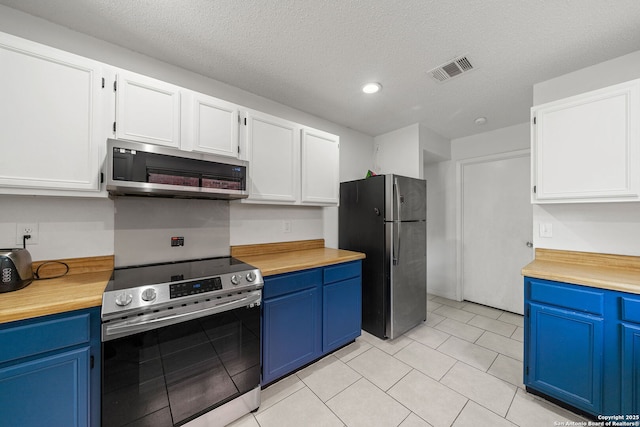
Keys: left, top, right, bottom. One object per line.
{"left": 393, "top": 177, "right": 402, "bottom": 265}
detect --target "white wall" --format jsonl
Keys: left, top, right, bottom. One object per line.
{"left": 532, "top": 49, "right": 640, "bottom": 256}
{"left": 0, "top": 195, "right": 114, "bottom": 261}
{"left": 426, "top": 123, "right": 530, "bottom": 299}
{"left": 420, "top": 124, "right": 450, "bottom": 162}
{"left": 323, "top": 129, "right": 376, "bottom": 248}
{"left": 421, "top": 125, "right": 453, "bottom": 297}
{"left": 373, "top": 124, "right": 421, "bottom": 178}
{"left": 0, "top": 5, "right": 374, "bottom": 260}
{"left": 452, "top": 123, "right": 530, "bottom": 159}
{"left": 424, "top": 160, "right": 456, "bottom": 298}
{"left": 230, "top": 204, "right": 323, "bottom": 246}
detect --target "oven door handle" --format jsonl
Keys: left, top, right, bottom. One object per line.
{"left": 102, "top": 291, "right": 261, "bottom": 341}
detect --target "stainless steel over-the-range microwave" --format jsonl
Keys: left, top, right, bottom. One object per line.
{"left": 106, "top": 139, "right": 248, "bottom": 200}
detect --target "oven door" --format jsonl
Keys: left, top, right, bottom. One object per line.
{"left": 101, "top": 291, "right": 261, "bottom": 427}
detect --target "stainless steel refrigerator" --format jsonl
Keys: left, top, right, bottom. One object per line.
{"left": 339, "top": 174, "right": 427, "bottom": 340}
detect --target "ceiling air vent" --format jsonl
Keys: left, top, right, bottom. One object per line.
{"left": 428, "top": 55, "right": 475, "bottom": 83}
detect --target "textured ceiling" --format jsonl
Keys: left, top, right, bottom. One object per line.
{"left": 1, "top": 0, "right": 640, "bottom": 139}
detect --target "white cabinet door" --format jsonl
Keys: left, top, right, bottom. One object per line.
{"left": 182, "top": 91, "right": 239, "bottom": 157}
{"left": 301, "top": 128, "right": 339, "bottom": 205}
{"left": 245, "top": 111, "right": 299, "bottom": 202}
{"left": 0, "top": 33, "right": 104, "bottom": 194}
{"left": 532, "top": 79, "right": 640, "bottom": 203}
{"left": 115, "top": 70, "right": 181, "bottom": 148}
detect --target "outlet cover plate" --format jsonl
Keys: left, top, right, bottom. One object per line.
{"left": 539, "top": 223, "right": 553, "bottom": 238}
{"left": 16, "top": 223, "right": 39, "bottom": 245}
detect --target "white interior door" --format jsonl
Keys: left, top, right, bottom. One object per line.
{"left": 460, "top": 151, "right": 532, "bottom": 314}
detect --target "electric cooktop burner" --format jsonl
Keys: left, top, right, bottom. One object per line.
{"left": 105, "top": 257, "right": 255, "bottom": 291}
{"left": 102, "top": 257, "right": 263, "bottom": 320}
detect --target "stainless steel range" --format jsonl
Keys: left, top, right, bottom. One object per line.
{"left": 101, "top": 257, "right": 263, "bottom": 427}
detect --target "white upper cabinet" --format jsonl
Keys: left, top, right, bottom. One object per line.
{"left": 0, "top": 31, "right": 341, "bottom": 202}
{"left": 241, "top": 109, "right": 340, "bottom": 206}
{"left": 0, "top": 32, "right": 106, "bottom": 195}
{"left": 301, "top": 127, "right": 339, "bottom": 205}
{"left": 115, "top": 70, "right": 181, "bottom": 148}
{"left": 182, "top": 91, "right": 239, "bottom": 157}
{"left": 531, "top": 78, "right": 640, "bottom": 203}
{"left": 244, "top": 110, "right": 300, "bottom": 203}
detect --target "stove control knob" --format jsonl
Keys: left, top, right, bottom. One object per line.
{"left": 231, "top": 274, "right": 242, "bottom": 286}
{"left": 141, "top": 288, "right": 157, "bottom": 302}
{"left": 115, "top": 292, "right": 133, "bottom": 307}
{"left": 246, "top": 272, "right": 256, "bottom": 282}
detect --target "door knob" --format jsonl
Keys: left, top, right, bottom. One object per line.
{"left": 526, "top": 241, "right": 533, "bottom": 248}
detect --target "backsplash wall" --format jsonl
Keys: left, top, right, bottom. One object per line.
{"left": 229, "top": 203, "right": 323, "bottom": 246}
{"left": 114, "top": 197, "right": 229, "bottom": 267}
{"left": 0, "top": 195, "right": 114, "bottom": 261}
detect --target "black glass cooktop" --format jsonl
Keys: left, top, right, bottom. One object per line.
{"left": 105, "top": 257, "right": 255, "bottom": 292}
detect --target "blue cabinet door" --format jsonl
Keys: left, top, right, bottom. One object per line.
{"left": 527, "top": 302, "right": 604, "bottom": 415}
{"left": 262, "top": 287, "right": 321, "bottom": 384}
{"left": 0, "top": 346, "right": 90, "bottom": 427}
{"left": 622, "top": 323, "right": 640, "bottom": 415}
{"left": 323, "top": 277, "right": 361, "bottom": 352}
{"left": 0, "top": 307, "right": 100, "bottom": 427}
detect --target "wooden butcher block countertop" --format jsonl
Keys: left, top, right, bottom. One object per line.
{"left": 0, "top": 256, "right": 113, "bottom": 324}
{"left": 522, "top": 248, "right": 640, "bottom": 294}
{"left": 1, "top": 240, "right": 364, "bottom": 325}
{"left": 231, "top": 239, "right": 366, "bottom": 276}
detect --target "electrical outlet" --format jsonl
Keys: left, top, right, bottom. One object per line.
{"left": 539, "top": 222, "right": 553, "bottom": 238}
{"left": 282, "top": 220, "right": 292, "bottom": 233}
{"left": 16, "top": 223, "right": 39, "bottom": 245}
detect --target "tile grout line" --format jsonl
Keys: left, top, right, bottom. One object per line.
{"left": 300, "top": 372, "right": 351, "bottom": 427}
{"left": 445, "top": 360, "right": 521, "bottom": 419}
{"left": 380, "top": 367, "right": 434, "bottom": 427}
{"left": 504, "top": 384, "right": 521, "bottom": 427}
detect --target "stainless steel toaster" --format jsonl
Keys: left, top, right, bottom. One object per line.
{"left": 0, "top": 248, "right": 34, "bottom": 293}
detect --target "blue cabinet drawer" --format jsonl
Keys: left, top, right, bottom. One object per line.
{"left": 621, "top": 296, "right": 640, "bottom": 324}
{"left": 527, "top": 278, "right": 605, "bottom": 316}
{"left": 263, "top": 268, "right": 322, "bottom": 300}
{"left": 323, "top": 261, "right": 361, "bottom": 284}
{"left": 0, "top": 311, "right": 91, "bottom": 364}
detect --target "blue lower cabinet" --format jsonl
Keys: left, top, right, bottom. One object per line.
{"left": 0, "top": 307, "right": 101, "bottom": 427}
{"left": 527, "top": 302, "right": 604, "bottom": 414}
{"left": 262, "top": 287, "right": 321, "bottom": 384}
{"left": 262, "top": 261, "right": 362, "bottom": 385}
{"left": 323, "top": 277, "right": 361, "bottom": 352}
{"left": 0, "top": 346, "right": 91, "bottom": 426}
{"left": 524, "top": 277, "right": 640, "bottom": 417}
{"left": 621, "top": 323, "right": 640, "bottom": 415}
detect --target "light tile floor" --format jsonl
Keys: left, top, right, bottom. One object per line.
{"left": 229, "top": 295, "right": 588, "bottom": 427}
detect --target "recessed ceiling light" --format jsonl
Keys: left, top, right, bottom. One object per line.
{"left": 362, "top": 82, "right": 382, "bottom": 94}
{"left": 474, "top": 116, "right": 487, "bottom": 125}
